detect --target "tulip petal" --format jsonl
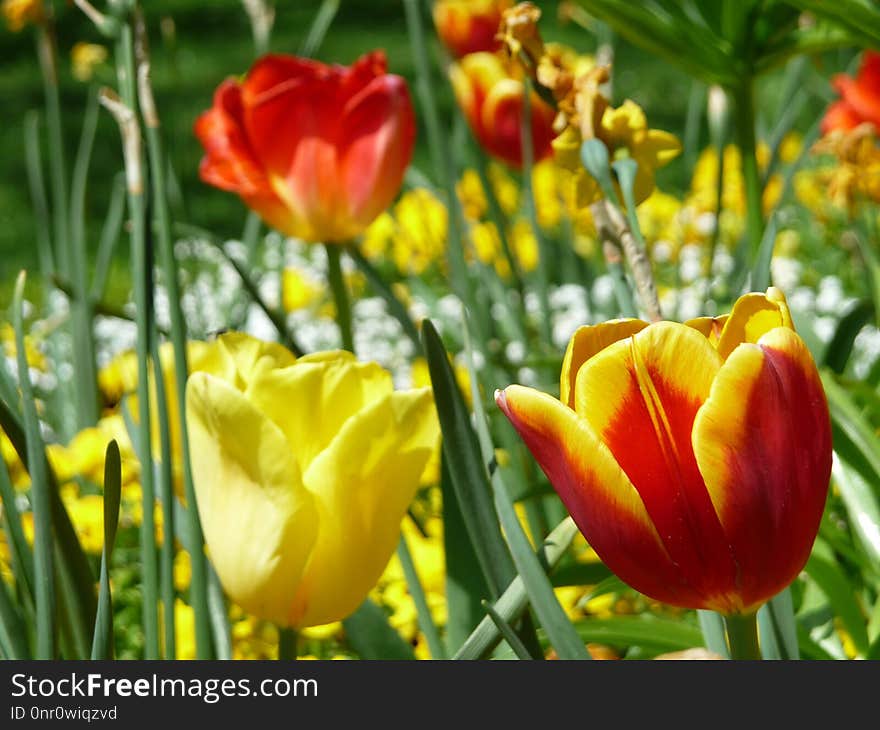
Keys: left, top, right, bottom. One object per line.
{"left": 496, "top": 384, "right": 705, "bottom": 608}
{"left": 716, "top": 287, "right": 794, "bottom": 359}
{"left": 683, "top": 315, "right": 728, "bottom": 345}
{"left": 574, "top": 322, "right": 739, "bottom": 610}
{"left": 693, "top": 327, "right": 831, "bottom": 611}
{"left": 292, "top": 388, "right": 437, "bottom": 627}
{"left": 186, "top": 372, "right": 318, "bottom": 626}
{"left": 560, "top": 319, "right": 648, "bottom": 409}
{"left": 338, "top": 74, "right": 416, "bottom": 238}
{"left": 196, "top": 332, "right": 296, "bottom": 392}
{"left": 245, "top": 351, "right": 393, "bottom": 473}
{"left": 834, "top": 51, "right": 880, "bottom": 128}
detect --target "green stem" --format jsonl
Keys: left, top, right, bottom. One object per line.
{"left": 69, "top": 89, "right": 101, "bottom": 427}
{"left": 723, "top": 612, "right": 762, "bottom": 660}
{"left": 140, "top": 44, "right": 215, "bottom": 659}
{"left": 520, "top": 81, "right": 553, "bottom": 345}
{"left": 278, "top": 627, "right": 298, "bottom": 660}
{"left": 325, "top": 244, "right": 354, "bottom": 353}
{"left": 149, "top": 328, "right": 176, "bottom": 660}
{"left": 36, "top": 22, "right": 69, "bottom": 281}
{"left": 397, "top": 533, "right": 447, "bottom": 659}
{"left": 115, "top": 21, "right": 159, "bottom": 660}
{"left": 347, "top": 245, "right": 421, "bottom": 350}
{"left": 402, "top": 0, "right": 478, "bottom": 333}
{"left": 733, "top": 77, "right": 764, "bottom": 265}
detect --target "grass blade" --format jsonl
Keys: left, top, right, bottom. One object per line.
{"left": 91, "top": 440, "right": 122, "bottom": 659}
{"left": 421, "top": 319, "right": 515, "bottom": 598}
{"left": 461, "top": 314, "right": 590, "bottom": 660}
{"left": 12, "top": 271, "right": 55, "bottom": 658}
{"left": 299, "top": 0, "right": 340, "bottom": 58}
{"left": 397, "top": 531, "right": 446, "bottom": 659}
{"left": 454, "top": 517, "right": 580, "bottom": 660}
{"left": 757, "top": 587, "right": 799, "bottom": 660}
{"left": 481, "top": 600, "right": 537, "bottom": 660}
{"left": 0, "top": 574, "right": 29, "bottom": 659}
{"left": 697, "top": 610, "right": 731, "bottom": 658}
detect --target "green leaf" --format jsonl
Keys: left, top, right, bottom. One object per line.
{"left": 0, "top": 574, "right": 29, "bottom": 660}
{"left": 440, "top": 452, "right": 491, "bottom": 653}
{"left": 757, "top": 587, "right": 800, "bottom": 659}
{"left": 805, "top": 553, "right": 869, "bottom": 656}
{"left": 0, "top": 388, "right": 97, "bottom": 659}
{"left": 342, "top": 598, "right": 416, "bottom": 660}
{"left": 823, "top": 300, "right": 875, "bottom": 375}
{"left": 0, "top": 455, "right": 35, "bottom": 613}
{"left": 13, "top": 271, "right": 55, "bottom": 659}
{"left": 481, "top": 600, "right": 537, "bottom": 660}
{"left": 832, "top": 453, "right": 880, "bottom": 571}
{"left": 299, "top": 0, "right": 341, "bottom": 58}
{"left": 750, "top": 211, "right": 777, "bottom": 292}
{"left": 421, "top": 320, "right": 515, "bottom": 598}
{"left": 572, "top": 615, "right": 705, "bottom": 657}
{"left": 91, "top": 440, "right": 121, "bottom": 660}
{"left": 398, "top": 532, "right": 447, "bottom": 659}
{"left": 462, "top": 316, "right": 590, "bottom": 660}
{"left": 698, "top": 611, "right": 731, "bottom": 658}
{"left": 454, "top": 518, "right": 580, "bottom": 660}
{"left": 822, "top": 372, "right": 880, "bottom": 483}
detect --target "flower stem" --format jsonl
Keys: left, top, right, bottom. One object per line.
{"left": 723, "top": 612, "right": 761, "bottom": 660}
{"left": 326, "top": 244, "right": 354, "bottom": 353}
{"left": 733, "top": 77, "right": 764, "bottom": 265}
{"left": 520, "top": 81, "right": 554, "bottom": 345}
{"left": 136, "top": 11, "right": 215, "bottom": 659}
{"left": 278, "top": 627, "right": 298, "bottom": 660}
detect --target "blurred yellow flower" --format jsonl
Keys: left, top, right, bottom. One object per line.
{"left": 391, "top": 188, "right": 448, "bottom": 275}
{"left": 62, "top": 493, "right": 104, "bottom": 555}
{"left": 457, "top": 169, "right": 488, "bottom": 221}
{"left": 2, "top": 0, "right": 43, "bottom": 31}
{"left": 281, "top": 267, "right": 321, "bottom": 312}
{"left": 71, "top": 42, "right": 107, "bottom": 82}
{"left": 362, "top": 189, "right": 448, "bottom": 275}
{"left": 185, "top": 332, "right": 439, "bottom": 628}
{"left": 1, "top": 323, "right": 46, "bottom": 372}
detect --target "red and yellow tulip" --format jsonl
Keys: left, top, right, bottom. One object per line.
{"left": 496, "top": 289, "right": 831, "bottom": 615}
{"left": 822, "top": 51, "right": 880, "bottom": 135}
{"left": 194, "top": 51, "right": 415, "bottom": 243}
{"left": 433, "top": 0, "right": 512, "bottom": 59}
{"left": 449, "top": 51, "right": 556, "bottom": 168}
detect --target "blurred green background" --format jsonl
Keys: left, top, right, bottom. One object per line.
{"left": 0, "top": 0, "right": 847, "bottom": 307}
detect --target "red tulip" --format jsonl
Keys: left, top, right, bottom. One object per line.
{"left": 195, "top": 51, "right": 415, "bottom": 243}
{"left": 433, "top": 0, "right": 512, "bottom": 58}
{"left": 822, "top": 51, "right": 880, "bottom": 135}
{"left": 449, "top": 52, "right": 556, "bottom": 168}
{"left": 496, "top": 289, "right": 832, "bottom": 615}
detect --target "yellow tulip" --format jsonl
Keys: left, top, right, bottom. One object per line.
{"left": 185, "top": 333, "right": 438, "bottom": 628}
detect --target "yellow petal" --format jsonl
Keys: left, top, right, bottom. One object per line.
{"left": 715, "top": 288, "right": 795, "bottom": 359}
{"left": 245, "top": 352, "right": 393, "bottom": 473}
{"left": 186, "top": 372, "right": 318, "bottom": 626}
{"left": 197, "top": 332, "right": 297, "bottom": 391}
{"left": 560, "top": 319, "right": 649, "bottom": 409}
{"left": 291, "top": 387, "right": 437, "bottom": 627}
{"left": 683, "top": 315, "right": 729, "bottom": 346}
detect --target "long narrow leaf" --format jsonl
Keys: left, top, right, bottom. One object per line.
{"left": 91, "top": 440, "right": 121, "bottom": 659}
{"left": 13, "top": 271, "right": 55, "bottom": 659}
{"left": 455, "top": 517, "right": 580, "bottom": 660}
{"left": 461, "top": 316, "right": 589, "bottom": 660}
{"left": 421, "top": 320, "right": 515, "bottom": 598}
